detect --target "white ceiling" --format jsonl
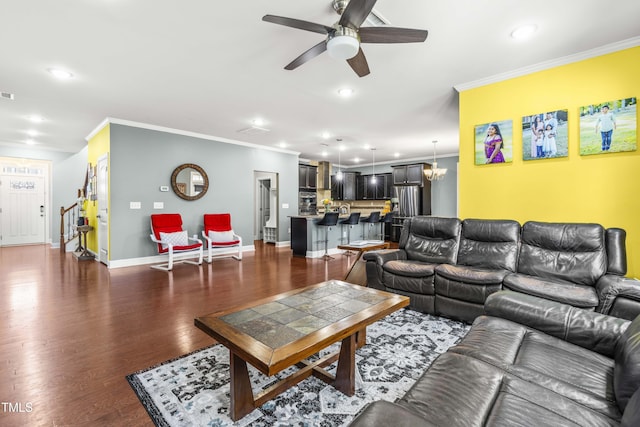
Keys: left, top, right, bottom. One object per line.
{"left": 2, "top": 0, "right": 639, "bottom": 166}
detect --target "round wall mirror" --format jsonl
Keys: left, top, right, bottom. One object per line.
{"left": 171, "top": 163, "right": 209, "bottom": 201}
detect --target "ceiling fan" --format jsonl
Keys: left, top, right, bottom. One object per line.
{"left": 262, "top": 0, "right": 428, "bottom": 77}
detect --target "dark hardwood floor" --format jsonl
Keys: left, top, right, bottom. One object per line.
{"left": 0, "top": 242, "right": 357, "bottom": 426}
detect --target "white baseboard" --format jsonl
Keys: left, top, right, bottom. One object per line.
{"left": 107, "top": 245, "right": 255, "bottom": 269}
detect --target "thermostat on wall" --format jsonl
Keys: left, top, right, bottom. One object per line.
{"left": 160, "top": 186, "right": 169, "bottom": 192}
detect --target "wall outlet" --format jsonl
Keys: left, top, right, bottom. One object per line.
{"left": 130, "top": 202, "right": 141, "bottom": 209}
{"left": 153, "top": 202, "right": 164, "bottom": 209}
{"left": 282, "top": 203, "right": 289, "bottom": 209}
{"left": 159, "top": 186, "right": 169, "bottom": 192}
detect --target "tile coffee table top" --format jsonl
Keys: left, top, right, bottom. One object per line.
{"left": 219, "top": 280, "right": 389, "bottom": 349}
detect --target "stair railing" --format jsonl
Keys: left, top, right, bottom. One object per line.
{"left": 59, "top": 189, "right": 84, "bottom": 254}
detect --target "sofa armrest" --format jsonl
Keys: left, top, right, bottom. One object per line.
{"left": 485, "top": 290, "right": 630, "bottom": 357}
{"left": 596, "top": 274, "right": 640, "bottom": 319}
{"left": 350, "top": 401, "right": 435, "bottom": 427}
{"left": 362, "top": 249, "right": 407, "bottom": 264}
{"left": 362, "top": 249, "right": 406, "bottom": 290}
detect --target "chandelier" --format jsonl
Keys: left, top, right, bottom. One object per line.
{"left": 424, "top": 140, "right": 447, "bottom": 181}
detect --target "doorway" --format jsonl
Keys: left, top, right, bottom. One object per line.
{"left": 0, "top": 158, "right": 50, "bottom": 246}
{"left": 254, "top": 171, "right": 278, "bottom": 243}
{"left": 97, "top": 154, "right": 109, "bottom": 264}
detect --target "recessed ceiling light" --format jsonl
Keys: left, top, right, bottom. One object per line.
{"left": 252, "top": 118, "right": 265, "bottom": 127}
{"left": 321, "top": 132, "right": 331, "bottom": 139}
{"left": 353, "top": 157, "right": 361, "bottom": 163}
{"left": 278, "top": 141, "right": 287, "bottom": 148}
{"left": 511, "top": 24, "right": 537, "bottom": 40}
{"left": 47, "top": 67, "right": 74, "bottom": 80}
{"left": 338, "top": 88, "right": 354, "bottom": 97}
{"left": 28, "top": 115, "right": 45, "bottom": 123}
{"left": 394, "top": 152, "right": 400, "bottom": 158}
{"left": 25, "top": 139, "right": 37, "bottom": 145}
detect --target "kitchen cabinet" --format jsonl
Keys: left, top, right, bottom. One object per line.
{"left": 331, "top": 172, "right": 359, "bottom": 200}
{"left": 357, "top": 173, "right": 392, "bottom": 200}
{"left": 392, "top": 164, "right": 426, "bottom": 186}
{"left": 298, "top": 164, "right": 317, "bottom": 190}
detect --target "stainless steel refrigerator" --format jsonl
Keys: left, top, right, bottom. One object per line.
{"left": 394, "top": 185, "right": 431, "bottom": 217}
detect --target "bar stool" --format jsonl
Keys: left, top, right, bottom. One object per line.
{"left": 338, "top": 212, "right": 361, "bottom": 255}
{"left": 315, "top": 212, "right": 339, "bottom": 260}
{"left": 378, "top": 211, "right": 395, "bottom": 241}
{"left": 360, "top": 211, "right": 380, "bottom": 240}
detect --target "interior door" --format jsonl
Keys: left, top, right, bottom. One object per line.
{"left": 0, "top": 172, "right": 46, "bottom": 246}
{"left": 97, "top": 155, "right": 109, "bottom": 264}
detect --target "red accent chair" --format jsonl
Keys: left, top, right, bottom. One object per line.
{"left": 149, "top": 214, "right": 203, "bottom": 271}
{"left": 202, "top": 213, "right": 242, "bottom": 263}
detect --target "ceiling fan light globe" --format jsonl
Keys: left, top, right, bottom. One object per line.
{"left": 327, "top": 35, "right": 359, "bottom": 60}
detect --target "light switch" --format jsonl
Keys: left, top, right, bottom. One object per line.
{"left": 282, "top": 203, "right": 289, "bottom": 209}
{"left": 159, "top": 186, "right": 169, "bottom": 192}
{"left": 153, "top": 202, "right": 164, "bottom": 209}
{"left": 130, "top": 202, "right": 141, "bottom": 209}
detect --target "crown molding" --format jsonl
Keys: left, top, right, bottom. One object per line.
{"left": 454, "top": 36, "right": 640, "bottom": 92}
{"left": 85, "top": 117, "right": 300, "bottom": 156}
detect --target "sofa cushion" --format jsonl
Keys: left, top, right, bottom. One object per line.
{"left": 622, "top": 387, "right": 640, "bottom": 427}
{"left": 503, "top": 273, "right": 599, "bottom": 308}
{"left": 349, "top": 401, "right": 436, "bottom": 427}
{"left": 400, "top": 216, "right": 461, "bottom": 265}
{"left": 384, "top": 260, "right": 436, "bottom": 278}
{"left": 449, "top": 316, "right": 620, "bottom": 420}
{"left": 457, "top": 219, "right": 520, "bottom": 271}
{"left": 398, "top": 352, "right": 504, "bottom": 426}
{"left": 614, "top": 315, "right": 640, "bottom": 412}
{"left": 435, "top": 264, "right": 506, "bottom": 305}
{"left": 398, "top": 352, "right": 618, "bottom": 427}
{"left": 517, "top": 221, "right": 607, "bottom": 286}
{"left": 436, "top": 263, "right": 509, "bottom": 285}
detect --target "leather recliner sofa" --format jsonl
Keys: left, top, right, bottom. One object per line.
{"left": 349, "top": 291, "right": 640, "bottom": 427}
{"left": 364, "top": 216, "right": 640, "bottom": 323}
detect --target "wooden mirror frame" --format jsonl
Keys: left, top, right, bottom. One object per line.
{"left": 171, "top": 163, "right": 209, "bottom": 201}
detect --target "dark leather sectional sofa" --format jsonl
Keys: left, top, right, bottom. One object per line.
{"left": 364, "top": 216, "right": 640, "bottom": 323}
{"left": 350, "top": 291, "right": 640, "bottom": 427}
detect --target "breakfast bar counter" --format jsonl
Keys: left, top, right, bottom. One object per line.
{"left": 290, "top": 215, "right": 383, "bottom": 258}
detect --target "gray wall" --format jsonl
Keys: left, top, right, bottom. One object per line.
{"left": 348, "top": 155, "right": 459, "bottom": 218}
{"left": 108, "top": 124, "right": 298, "bottom": 261}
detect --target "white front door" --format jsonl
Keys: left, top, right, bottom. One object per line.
{"left": 0, "top": 162, "right": 47, "bottom": 246}
{"left": 97, "top": 154, "right": 109, "bottom": 264}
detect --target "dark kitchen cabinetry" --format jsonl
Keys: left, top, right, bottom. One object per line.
{"left": 298, "top": 164, "right": 317, "bottom": 190}
{"left": 331, "top": 172, "right": 359, "bottom": 200}
{"left": 357, "top": 173, "right": 393, "bottom": 200}
{"left": 392, "top": 164, "right": 426, "bottom": 186}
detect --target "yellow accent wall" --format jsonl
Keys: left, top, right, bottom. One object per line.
{"left": 459, "top": 46, "right": 640, "bottom": 278}
{"left": 86, "top": 123, "right": 110, "bottom": 255}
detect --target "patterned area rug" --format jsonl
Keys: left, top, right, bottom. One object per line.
{"left": 127, "top": 308, "right": 469, "bottom": 426}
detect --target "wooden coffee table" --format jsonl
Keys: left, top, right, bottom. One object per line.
{"left": 194, "top": 280, "right": 409, "bottom": 421}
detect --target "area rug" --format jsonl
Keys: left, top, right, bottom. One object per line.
{"left": 127, "top": 308, "right": 469, "bottom": 427}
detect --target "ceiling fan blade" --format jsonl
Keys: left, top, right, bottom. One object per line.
{"left": 339, "top": 0, "right": 378, "bottom": 28}
{"left": 285, "top": 41, "right": 328, "bottom": 70}
{"left": 346, "top": 48, "right": 370, "bottom": 77}
{"left": 262, "top": 15, "right": 333, "bottom": 35}
{"left": 359, "top": 27, "right": 429, "bottom": 43}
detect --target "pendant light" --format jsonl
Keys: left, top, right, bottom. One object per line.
{"left": 370, "top": 148, "right": 377, "bottom": 184}
{"left": 336, "top": 143, "right": 343, "bottom": 180}
{"left": 424, "top": 140, "right": 448, "bottom": 181}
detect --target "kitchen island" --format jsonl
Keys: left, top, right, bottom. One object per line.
{"left": 290, "top": 215, "right": 383, "bottom": 258}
